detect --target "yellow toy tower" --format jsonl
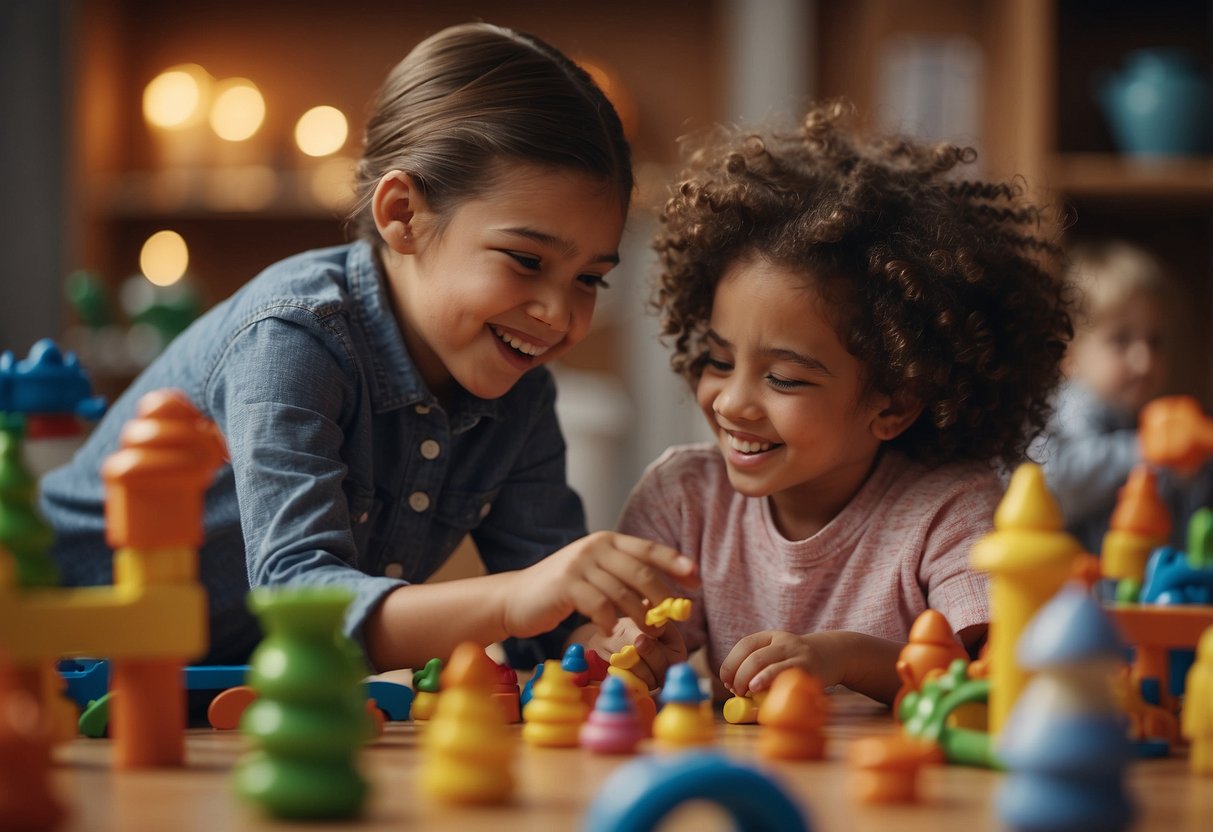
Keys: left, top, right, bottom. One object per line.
{"left": 522, "top": 660, "right": 588, "bottom": 747}
{"left": 1101, "top": 464, "right": 1171, "bottom": 603}
{"left": 421, "top": 642, "right": 514, "bottom": 804}
{"left": 1182, "top": 626, "right": 1213, "bottom": 775}
{"left": 970, "top": 463, "right": 1082, "bottom": 734}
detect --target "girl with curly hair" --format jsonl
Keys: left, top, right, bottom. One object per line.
{"left": 611, "top": 102, "right": 1072, "bottom": 705}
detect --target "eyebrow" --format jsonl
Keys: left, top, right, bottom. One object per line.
{"left": 705, "top": 329, "right": 833, "bottom": 375}
{"left": 500, "top": 227, "right": 620, "bottom": 266}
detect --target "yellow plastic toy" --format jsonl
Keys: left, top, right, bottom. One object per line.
{"left": 652, "top": 663, "right": 713, "bottom": 750}
{"left": 969, "top": 463, "right": 1082, "bottom": 735}
{"left": 606, "top": 665, "right": 656, "bottom": 737}
{"left": 521, "top": 660, "right": 588, "bottom": 747}
{"left": 722, "top": 689, "right": 768, "bottom": 724}
{"left": 1182, "top": 626, "right": 1213, "bottom": 775}
{"left": 645, "top": 596, "right": 692, "bottom": 628}
{"left": 421, "top": 642, "right": 514, "bottom": 804}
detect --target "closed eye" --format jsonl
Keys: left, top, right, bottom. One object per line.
{"left": 767, "top": 374, "right": 808, "bottom": 390}
{"left": 505, "top": 251, "right": 541, "bottom": 270}
{"left": 579, "top": 274, "right": 610, "bottom": 289}
{"left": 705, "top": 357, "right": 732, "bottom": 372}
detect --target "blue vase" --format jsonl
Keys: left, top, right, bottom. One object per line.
{"left": 1097, "top": 48, "right": 1213, "bottom": 157}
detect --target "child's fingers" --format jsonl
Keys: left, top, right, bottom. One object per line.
{"left": 567, "top": 581, "right": 620, "bottom": 635}
{"left": 582, "top": 565, "right": 650, "bottom": 626}
{"left": 609, "top": 534, "right": 701, "bottom": 589}
{"left": 718, "top": 631, "right": 774, "bottom": 693}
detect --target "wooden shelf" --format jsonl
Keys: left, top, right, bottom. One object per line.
{"left": 1047, "top": 153, "right": 1213, "bottom": 199}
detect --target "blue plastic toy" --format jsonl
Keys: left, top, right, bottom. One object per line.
{"left": 521, "top": 661, "right": 545, "bottom": 708}
{"left": 0, "top": 339, "right": 106, "bottom": 419}
{"left": 658, "top": 662, "right": 706, "bottom": 705}
{"left": 1141, "top": 546, "right": 1213, "bottom": 605}
{"left": 583, "top": 753, "right": 811, "bottom": 832}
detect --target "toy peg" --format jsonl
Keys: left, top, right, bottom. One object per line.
{"left": 1140, "top": 395, "right": 1213, "bottom": 475}
{"left": 652, "top": 663, "right": 713, "bottom": 750}
{"left": 1101, "top": 464, "right": 1171, "bottom": 601}
{"left": 610, "top": 644, "right": 639, "bottom": 669}
{"left": 645, "top": 596, "right": 692, "bottom": 628}
{"left": 970, "top": 463, "right": 1082, "bottom": 734}
{"left": 757, "top": 668, "right": 829, "bottom": 760}
{"left": 522, "top": 660, "right": 588, "bottom": 747}
{"left": 849, "top": 734, "right": 943, "bottom": 804}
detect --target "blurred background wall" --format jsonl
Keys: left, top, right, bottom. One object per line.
{"left": 4, "top": 0, "right": 1213, "bottom": 532}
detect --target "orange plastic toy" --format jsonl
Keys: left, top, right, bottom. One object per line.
{"left": 1139, "top": 395, "right": 1213, "bottom": 475}
{"left": 848, "top": 734, "right": 944, "bottom": 803}
{"left": 0, "top": 650, "right": 65, "bottom": 831}
{"left": 0, "top": 389, "right": 225, "bottom": 768}
{"left": 1101, "top": 464, "right": 1171, "bottom": 600}
{"left": 893, "top": 610, "right": 967, "bottom": 714}
{"left": 757, "top": 668, "right": 830, "bottom": 760}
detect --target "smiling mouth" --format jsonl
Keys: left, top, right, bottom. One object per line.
{"left": 724, "top": 432, "right": 783, "bottom": 454}
{"left": 491, "top": 325, "right": 552, "bottom": 358}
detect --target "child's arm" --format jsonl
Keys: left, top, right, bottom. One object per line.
{"left": 718, "top": 630, "right": 904, "bottom": 706}
{"left": 364, "top": 531, "right": 699, "bottom": 670}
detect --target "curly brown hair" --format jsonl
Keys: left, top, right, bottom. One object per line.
{"left": 653, "top": 101, "right": 1072, "bottom": 469}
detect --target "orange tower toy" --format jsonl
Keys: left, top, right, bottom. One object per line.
{"left": 1101, "top": 464, "right": 1171, "bottom": 603}
{"left": 1139, "top": 395, "right": 1213, "bottom": 475}
{"left": 101, "top": 390, "right": 226, "bottom": 767}
{"left": 757, "top": 668, "right": 830, "bottom": 760}
{"left": 894, "top": 610, "right": 968, "bottom": 714}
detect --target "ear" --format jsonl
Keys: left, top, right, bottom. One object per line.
{"left": 371, "top": 170, "right": 420, "bottom": 254}
{"left": 869, "top": 393, "right": 924, "bottom": 442}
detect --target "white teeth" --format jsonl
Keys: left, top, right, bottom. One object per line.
{"left": 726, "top": 433, "right": 774, "bottom": 454}
{"left": 492, "top": 325, "right": 550, "bottom": 357}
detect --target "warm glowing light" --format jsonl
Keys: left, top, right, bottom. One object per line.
{"left": 139, "top": 230, "right": 189, "bottom": 287}
{"left": 143, "top": 64, "right": 212, "bottom": 129}
{"left": 294, "top": 106, "right": 348, "bottom": 157}
{"left": 209, "top": 78, "right": 265, "bottom": 141}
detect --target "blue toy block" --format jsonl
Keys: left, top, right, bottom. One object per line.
{"left": 562, "top": 643, "right": 588, "bottom": 673}
{"left": 521, "top": 661, "right": 544, "bottom": 707}
{"left": 58, "top": 658, "right": 110, "bottom": 711}
{"left": 364, "top": 680, "right": 413, "bottom": 721}
{"left": 658, "top": 662, "right": 706, "bottom": 705}
{"left": 0, "top": 339, "right": 106, "bottom": 419}
{"left": 1141, "top": 546, "right": 1213, "bottom": 605}
{"left": 584, "top": 753, "right": 812, "bottom": 832}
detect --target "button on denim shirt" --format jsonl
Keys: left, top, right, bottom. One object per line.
{"left": 40, "top": 241, "right": 586, "bottom": 668}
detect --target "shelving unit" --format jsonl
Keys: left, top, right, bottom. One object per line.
{"left": 817, "top": 0, "right": 1213, "bottom": 403}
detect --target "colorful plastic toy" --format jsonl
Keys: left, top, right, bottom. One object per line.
{"left": 757, "top": 668, "right": 829, "bottom": 760}
{"left": 421, "top": 641, "right": 514, "bottom": 804}
{"left": 899, "top": 659, "right": 996, "bottom": 768}
{"left": 0, "top": 648, "right": 65, "bottom": 831}
{"left": 653, "top": 662, "right": 713, "bottom": 750}
{"left": 997, "top": 583, "right": 1135, "bottom": 832}
{"left": 1107, "top": 603, "right": 1213, "bottom": 713}
{"left": 1100, "top": 464, "right": 1171, "bottom": 602}
{"left": 521, "top": 659, "right": 587, "bottom": 747}
{"left": 1182, "top": 626, "right": 1213, "bottom": 775}
{"left": 722, "top": 689, "right": 768, "bottom": 724}
{"left": 0, "top": 389, "right": 225, "bottom": 766}
{"left": 1109, "top": 665, "right": 1177, "bottom": 757}
{"left": 562, "top": 643, "right": 590, "bottom": 686}
{"left": 1141, "top": 545, "right": 1213, "bottom": 605}
{"left": 0, "top": 415, "right": 58, "bottom": 588}
{"left": 489, "top": 662, "right": 520, "bottom": 724}
{"left": 848, "top": 734, "right": 944, "bottom": 804}
{"left": 645, "top": 596, "right": 692, "bottom": 628}
{"left": 411, "top": 657, "right": 442, "bottom": 721}
{"left": 0, "top": 339, "right": 106, "bottom": 421}
{"left": 1188, "top": 507, "right": 1213, "bottom": 569}
{"left": 607, "top": 665, "right": 656, "bottom": 737}
{"left": 580, "top": 675, "right": 644, "bottom": 754}
{"left": 970, "top": 463, "right": 1083, "bottom": 734}
{"left": 520, "top": 661, "right": 543, "bottom": 708}
{"left": 609, "top": 644, "right": 639, "bottom": 670}
{"left": 893, "top": 609, "right": 968, "bottom": 715}
{"left": 1139, "top": 394, "right": 1213, "bottom": 475}
{"left": 234, "top": 587, "right": 371, "bottom": 819}
{"left": 584, "top": 753, "right": 812, "bottom": 832}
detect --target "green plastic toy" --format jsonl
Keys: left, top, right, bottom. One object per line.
{"left": 233, "top": 587, "right": 371, "bottom": 819}
{"left": 0, "top": 417, "right": 58, "bottom": 587}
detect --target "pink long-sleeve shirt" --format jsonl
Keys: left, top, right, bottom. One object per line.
{"left": 617, "top": 443, "right": 998, "bottom": 674}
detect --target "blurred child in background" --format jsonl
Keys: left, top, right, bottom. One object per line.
{"left": 1039, "top": 239, "right": 1213, "bottom": 552}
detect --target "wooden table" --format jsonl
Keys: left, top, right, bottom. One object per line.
{"left": 52, "top": 692, "right": 1209, "bottom": 831}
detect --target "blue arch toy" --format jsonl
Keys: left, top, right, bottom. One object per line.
{"left": 583, "top": 753, "right": 811, "bottom": 832}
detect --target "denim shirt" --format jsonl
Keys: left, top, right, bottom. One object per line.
{"left": 40, "top": 241, "right": 587, "bottom": 668}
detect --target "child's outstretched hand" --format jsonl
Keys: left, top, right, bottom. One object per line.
{"left": 581, "top": 616, "right": 688, "bottom": 692}
{"left": 502, "top": 531, "right": 699, "bottom": 642}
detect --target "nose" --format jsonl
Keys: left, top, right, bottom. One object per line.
{"left": 1126, "top": 339, "right": 1159, "bottom": 377}
{"left": 712, "top": 374, "right": 763, "bottom": 423}
{"left": 525, "top": 281, "right": 573, "bottom": 333}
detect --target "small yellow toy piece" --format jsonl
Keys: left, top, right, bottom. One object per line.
{"left": 1183, "top": 626, "right": 1213, "bottom": 775}
{"left": 722, "top": 689, "right": 768, "bottom": 724}
{"left": 609, "top": 644, "right": 639, "bottom": 670}
{"left": 970, "top": 463, "right": 1083, "bottom": 735}
{"left": 521, "top": 660, "right": 588, "bottom": 747}
{"left": 421, "top": 642, "right": 513, "bottom": 804}
{"left": 645, "top": 597, "right": 692, "bottom": 628}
